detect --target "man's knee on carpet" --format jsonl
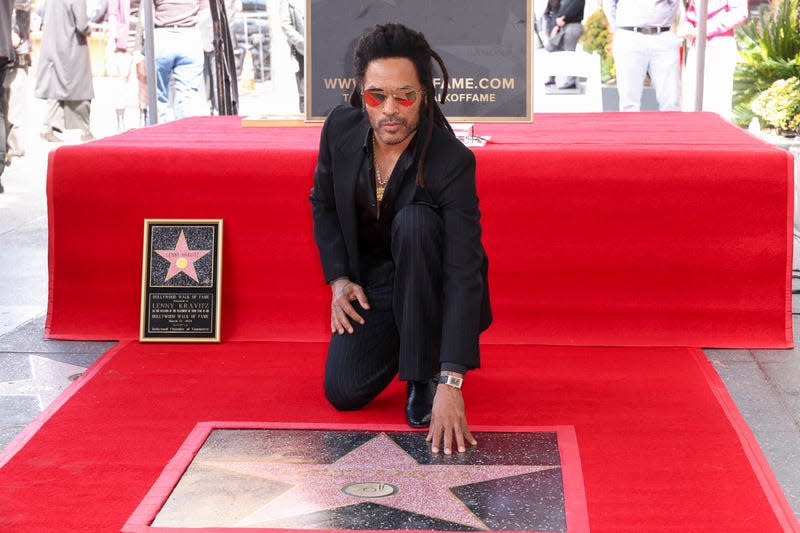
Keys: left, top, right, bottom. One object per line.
{"left": 323, "top": 375, "right": 382, "bottom": 411}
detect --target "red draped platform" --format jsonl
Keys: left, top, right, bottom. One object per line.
{"left": 45, "top": 112, "right": 793, "bottom": 347}
{"left": 6, "top": 112, "right": 795, "bottom": 532}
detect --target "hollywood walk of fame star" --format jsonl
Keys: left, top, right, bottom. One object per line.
{"left": 0, "top": 355, "right": 87, "bottom": 410}
{"left": 200, "top": 432, "right": 559, "bottom": 530}
{"left": 154, "top": 230, "right": 210, "bottom": 283}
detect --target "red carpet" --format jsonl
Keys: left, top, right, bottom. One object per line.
{"left": 44, "top": 113, "right": 793, "bottom": 347}
{"left": 0, "top": 342, "right": 797, "bottom": 532}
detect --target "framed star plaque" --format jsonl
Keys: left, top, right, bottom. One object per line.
{"left": 140, "top": 220, "right": 222, "bottom": 342}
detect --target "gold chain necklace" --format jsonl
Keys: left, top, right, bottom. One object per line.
{"left": 372, "top": 135, "right": 389, "bottom": 205}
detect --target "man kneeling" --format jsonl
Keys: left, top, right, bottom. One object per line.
{"left": 310, "top": 23, "right": 491, "bottom": 455}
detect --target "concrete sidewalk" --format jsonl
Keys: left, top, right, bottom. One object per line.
{"left": 1, "top": 75, "right": 799, "bottom": 524}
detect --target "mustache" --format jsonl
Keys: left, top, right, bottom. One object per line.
{"left": 378, "top": 117, "right": 407, "bottom": 128}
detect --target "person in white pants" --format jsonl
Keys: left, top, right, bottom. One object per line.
{"left": 680, "top": 0, "right": 748, "bottom": 120}
{"left": 605, "top": 0, "right": 681, "bottom": 112}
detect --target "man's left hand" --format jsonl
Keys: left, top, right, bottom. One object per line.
{"left": 426, "top": 384, "right": 477, "bottom": 454}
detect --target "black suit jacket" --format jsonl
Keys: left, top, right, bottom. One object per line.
{"left": 310, "top": 105, "right": 491, "bottom": 369}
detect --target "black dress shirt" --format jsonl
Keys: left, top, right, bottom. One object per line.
{"left": 355, "top": 129, "right": 467, "bottom": 376}
{"left": 355, "top": 129, "right": 418, "bottom": 265}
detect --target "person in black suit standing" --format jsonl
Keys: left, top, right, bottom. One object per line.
{"left": 310, "top": 23, "right": 491, "bottom": 455}
{"left": 544, "top": 0, "right": 585, "bottom": 89}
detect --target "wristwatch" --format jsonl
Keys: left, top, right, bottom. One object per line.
{"left": 438, "top": 374, "right": 463, "bottom": 389}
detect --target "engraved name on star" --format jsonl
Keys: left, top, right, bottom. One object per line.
{"left": 155, "top": 230, "right": 210, "bottom": 283}
{"left": 200, "top": 432, "right": 559, "bottom": 530}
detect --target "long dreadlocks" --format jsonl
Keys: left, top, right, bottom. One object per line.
{"left": 348, "top": 23, "right": 453, "bottom": 188}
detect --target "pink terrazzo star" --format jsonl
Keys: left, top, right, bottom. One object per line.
{"left": 201, "top": 432, "right": 558, "bottom": 530}
{"left": 155, "top": 230, "right": 210, "bottom": 282}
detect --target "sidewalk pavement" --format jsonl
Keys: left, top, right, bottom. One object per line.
{"left": 1, "top": 75, "right": 799, "bottom": 523}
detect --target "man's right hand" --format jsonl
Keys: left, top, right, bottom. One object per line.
{"left": 330, "top": 278, "right": 369, "bottom": 334}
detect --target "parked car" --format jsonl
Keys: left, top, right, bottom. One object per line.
{"left": 232, "top": 0, "right": 271, "bottom": 81}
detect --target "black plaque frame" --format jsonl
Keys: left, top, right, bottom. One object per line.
{"left": 140, "top": 219, "right": 223, "bottom": 342}
{"left": 306, "top": 0, "right": 532, "bottom": 122}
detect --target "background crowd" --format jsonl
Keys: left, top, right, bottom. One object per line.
{"left": 537, "top": 0, "right": 750, "bottom": 120}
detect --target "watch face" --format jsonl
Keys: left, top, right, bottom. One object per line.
{"left": 440, "top": 375, "right": 463, "bottom": 388}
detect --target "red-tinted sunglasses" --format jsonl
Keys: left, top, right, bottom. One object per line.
{"left": 362, "top": 88, "right": 420, "bottom": 107}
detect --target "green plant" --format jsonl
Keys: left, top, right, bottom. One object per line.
{"left": 579, "top": 9, "right": 615, "bottom": 82}
{"left": 733, "top": 0, "right": 800, "bottom": 126}
{"left": 751, "top": 76, "right": 800, "bottom": 132}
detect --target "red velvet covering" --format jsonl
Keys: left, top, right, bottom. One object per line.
{"left": 45, "top": 113, "right": 793, "bottom": 346}
{"left": 0, "top": 343, "right": 796, "bottom": 532}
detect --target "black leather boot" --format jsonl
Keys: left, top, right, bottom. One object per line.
{"left": 405, "top": 377, "right": 438, "bottom": 428}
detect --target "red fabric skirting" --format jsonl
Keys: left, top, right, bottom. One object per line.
{"left": 45, "top": 113, "right": 793, "bottom": 347}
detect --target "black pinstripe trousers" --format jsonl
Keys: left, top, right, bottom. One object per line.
{"left": 324, "top": 204, "right": 444, "bottom": 411}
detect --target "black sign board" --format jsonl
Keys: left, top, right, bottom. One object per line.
{"left": 307, "top": 0, "right": 532, "bottom": 121}
{"left": 140, "top": 220, "right": 222, "bottom": 342}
